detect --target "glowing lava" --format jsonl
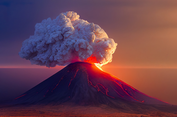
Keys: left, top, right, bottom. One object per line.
{"left": 94, "top": 63, "right": 103, "bottom": 71}
{"left": 84, "top": 56, "right": 98, "bottom": 63}
{"left": 84, "top": 55, "right": 104, "bottom": 71}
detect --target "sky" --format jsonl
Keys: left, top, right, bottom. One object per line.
{"left": 0, "top": 0, "right": 177, "bottom": 105}
{"left": 0, "top": 0, "right": 177, "bottom": 68}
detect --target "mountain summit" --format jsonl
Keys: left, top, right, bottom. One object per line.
{"left": 13, "top": 62, "right": 168, "bottom": 110}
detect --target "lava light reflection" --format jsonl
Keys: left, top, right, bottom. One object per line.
{"left": 94, "top": 63, "right": 103, "bottom": 71}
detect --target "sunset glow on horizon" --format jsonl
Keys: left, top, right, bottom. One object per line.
{"left": 1, "top": 64, "right": 177, "bottom": 69}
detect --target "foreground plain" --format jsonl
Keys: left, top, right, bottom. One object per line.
{"left": 0, "top": 104, "right": 177, "bottom": 117}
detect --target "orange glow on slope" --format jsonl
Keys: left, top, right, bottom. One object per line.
{"left": 85, "top": 64, "right": 145, "bottom": 103}
{"left": 94, "top": 63, "right": 103, "bottom": 71}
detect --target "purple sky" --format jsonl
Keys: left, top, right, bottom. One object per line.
{"left": 1, "top": 0, "right": 177, "bottom": 68}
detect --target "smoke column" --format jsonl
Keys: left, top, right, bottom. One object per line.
{"left": 19, "top": 11, "right": 117, "bottom": 67}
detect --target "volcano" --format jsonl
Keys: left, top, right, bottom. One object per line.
{"left": 11, "top": 62, "right": 172, "bottom": 111}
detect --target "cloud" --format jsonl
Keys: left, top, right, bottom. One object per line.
{"left": 19, "top": 11, "right": 117, "bottom": 67}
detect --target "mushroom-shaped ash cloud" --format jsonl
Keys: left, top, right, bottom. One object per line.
{"left": 19, "top": 11, "right": 117, "bottom": 67}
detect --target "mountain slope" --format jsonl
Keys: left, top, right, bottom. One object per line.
{"left": 11, "top": 62, "right": 173, "bottom": 111}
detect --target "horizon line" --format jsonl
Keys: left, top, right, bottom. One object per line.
{"left": 0, "top": 65, "right": 64, "bottom": 69}
{"left": 1, "top": 65, "right": 177, "bottom": 69}
{"left": 102, "top": 66, "right": 177, "bottom": 69}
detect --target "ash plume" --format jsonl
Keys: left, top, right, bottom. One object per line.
{"left": 19, "top": 11, "right": 117, "bottom": 67}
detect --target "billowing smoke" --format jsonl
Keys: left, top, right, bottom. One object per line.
{"left": 19, "top": 11, "right": 117, "bottom": 67}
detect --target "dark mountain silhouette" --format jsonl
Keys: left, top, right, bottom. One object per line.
{"left": 10, "top": 62, "right": 177, "bottom": 112}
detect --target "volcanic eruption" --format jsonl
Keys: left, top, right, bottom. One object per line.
{"left": 15, "top": 11, "right": 173, "bottom": 111}
{"left": 14, "top": 62, "right": 166, "bottom": 106}
{"left": 19, "top": 11, "right": 117, "bottom": 67}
